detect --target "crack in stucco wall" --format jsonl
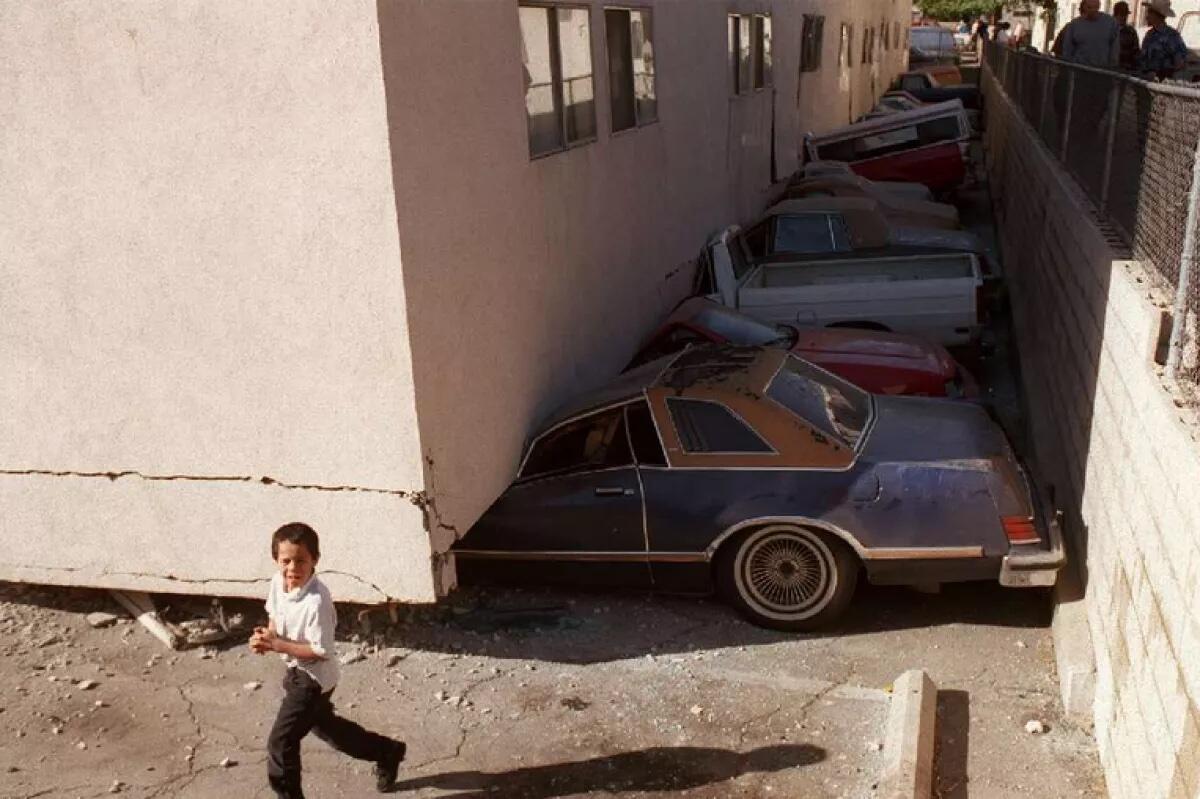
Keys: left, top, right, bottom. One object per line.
{"left": 0, "top": 467, "right": 414, "bottom": 497}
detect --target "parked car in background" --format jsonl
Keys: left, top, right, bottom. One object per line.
{"left": 696, "top": 226, "right": 985, "bottom": 346}
{"left": 451, "top": 346, "right": 1063, "bottom": 630}
{"left": 804, "top": 101, "right": 972, "bottom": 193}
{"left": 780, "top": 175, "right": 960, "bottom": 230}
{"left": 800, "top": 160, "right": 935, "bottom": 202}
{"left": 743, "top": 198, "right": 988, "bottom": 268}
{"left": 894, "top": 70, "right": 981, "bottom": 111}
{"left": 628, "top": 297, "right": 979, "bottom": 398}
{"left": 911, "top": 25, "right": 960, "bottom": 62}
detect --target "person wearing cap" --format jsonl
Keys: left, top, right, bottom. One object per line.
{"left": 1138, "top": 0, "right": 1187, "bottom": 80}
{"left": 1059, "top": 0, "right": 1120, "bottom": 67}
{"left": 1114, "top": 2, "right": 1141, "bottom": 70}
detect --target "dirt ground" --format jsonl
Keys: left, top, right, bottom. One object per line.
{"left": 0, "top": 579, "right": 1104, "bottom": 799}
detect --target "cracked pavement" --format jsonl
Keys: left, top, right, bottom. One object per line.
{"left": 0, "top": 580, "right": 1103, "bottom": 798}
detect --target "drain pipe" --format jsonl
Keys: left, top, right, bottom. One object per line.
{"left": 1166, "top": 135, "right": 1200, "bottom": 382}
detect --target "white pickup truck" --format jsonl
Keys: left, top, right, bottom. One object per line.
{"left": 695, "top": 226, "right": 984, "bottom": 347}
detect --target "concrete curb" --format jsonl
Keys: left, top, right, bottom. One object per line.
{"left": 879, "top": 669, "right": 938, "bottom": 799}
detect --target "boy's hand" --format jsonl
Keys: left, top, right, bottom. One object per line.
{"left": 249, "top": 626, "right": 276, "bottom": 655}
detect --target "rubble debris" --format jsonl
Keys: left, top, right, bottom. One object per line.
{"left": 109, "top": 780, "right": 124, "bottom": 793}
{"left": 220, "top": 757, "right": 237, "bottom": 768}
{"left": 339, "top": 650, "right": 366, "bottom": 666}
{"left": 243, "top": 681, "right": 262, "bottom": 692}
{"left": 109, "top": 591, "right": 182, "bottom": 650}
{"left": 87, "top": 612, "right": 120, "bottom": 629}
{"left": 1025, "top": 719, "right": 1046, "bottom": 735}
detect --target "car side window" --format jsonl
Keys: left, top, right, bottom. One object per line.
{"left": 626, "top": 401, "right": 667, "bottom": 466}
{"left": 740, "top": 220, "right": 772, "bottom": 260}
{"left": 900, "top": 75, "right": 925, "bottom": 92}
{"left": 520, "top": 407, "right": 633, "bottom": 480}
{"left": 666, "top": 398, "right": 772, "bottom": 454}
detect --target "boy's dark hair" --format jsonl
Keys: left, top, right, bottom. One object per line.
{"left": 271, "top": 522, "right": 320, "bottom": 560}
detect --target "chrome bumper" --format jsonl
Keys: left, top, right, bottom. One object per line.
{"left": 999, "top": 477, "right": 1066, "bottom": 588}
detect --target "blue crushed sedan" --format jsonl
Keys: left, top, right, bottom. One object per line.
{"left": 451, "top": 346, "right": 1064, "bottom": 630}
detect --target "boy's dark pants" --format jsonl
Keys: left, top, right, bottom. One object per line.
{"left": 267, "top": 667, "right": 394, "bottom": 798}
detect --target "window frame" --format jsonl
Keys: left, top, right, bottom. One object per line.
{"left": 729, "top": 12, "right": 773, "bottom": 95}
{"left": 516, "top": 402, "right": 634, "bottom": 483}
{"left": 800, "top": 14, "right": 825, "bottom": 73}
{"left": 604, "top": 6, "right": 658, "bottom": 134}
{"left": 519, "top": 3, "right": 598, "bottom": 160}
{"left": 840, "top": 22, "right": 854, "bottom": 68}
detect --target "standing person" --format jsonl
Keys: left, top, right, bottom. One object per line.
{"left": 1059, "top": 0, "right": 1120, "bottom": 67}
{"left": 1114, "top": 2, "right": 1141, "bottom": 70}
{"left": 996, "top": 21, "right": 1012, "bottom": 45}
{"left": 250, "top": 522, "right": 407, "bottom": 798}
{"left": 1138, "top": 0, "right": 1188, "bottom": 80}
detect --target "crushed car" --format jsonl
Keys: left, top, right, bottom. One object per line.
{"left": 451, "top": 346, "right": 1063, "bottom": 631}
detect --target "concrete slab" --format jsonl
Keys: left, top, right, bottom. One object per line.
{"left": 0, "top": 581, "right": 1106, "bottom": 798}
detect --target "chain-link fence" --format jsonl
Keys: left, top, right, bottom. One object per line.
{"left": 985, "top": 43, "right": 1200, "bottom": 405}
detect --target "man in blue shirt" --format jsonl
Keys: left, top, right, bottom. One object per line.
{"left": 1138, "top": 0, "right": 1188, "bottom": 80}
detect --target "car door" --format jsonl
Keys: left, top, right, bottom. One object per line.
{"left": 458, "top": 404, "right": 650, "bottom": 587}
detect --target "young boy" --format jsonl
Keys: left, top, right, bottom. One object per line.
{"left": 250, "top": 522, "right": 405, "bottom": 798}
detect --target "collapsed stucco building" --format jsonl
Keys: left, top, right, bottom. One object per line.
{"left": 1, "top": 0, "right": 913, "bottom": 603}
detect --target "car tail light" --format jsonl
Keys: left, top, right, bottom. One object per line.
{"left": 1002, "top": 515, "right": 1040, "bottom": 545}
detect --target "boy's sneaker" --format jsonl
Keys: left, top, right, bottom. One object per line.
{"left": 374, "top": 740, "right": 405, "bottom": 792}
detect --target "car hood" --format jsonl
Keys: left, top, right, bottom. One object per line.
{"left": 888, "top": 226, "right": 985, "bottom": 255}
{"left": 861, "top": 395, "right": 1011, "bottom": 464}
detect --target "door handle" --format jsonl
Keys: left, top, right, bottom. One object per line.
{"left": 594, "top": 487, "right": 634, "bottom": 497}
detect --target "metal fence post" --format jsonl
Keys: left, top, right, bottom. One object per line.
{"left": 1038, "top": 61, "right": 1052, "bottom": 138}
{"left": 1167, "top": 136, "right": 1200, "bottom": 382}
{"left": 1099, "top": 82, "right": 1121, "bottom": 213}
{"left": 1060, "top": 69, "right": 1076, "bottom": 160}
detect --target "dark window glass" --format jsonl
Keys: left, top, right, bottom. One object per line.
{"left": 666, "top": 398, "right": 772, "bottom": 454}
{"left": 753, "top": 15, "right": 772, "bottom": 88}
{"left": 521, "top": 407, "right": 632, "bottom": 480}
{"left": 839, "top": 23, "right": 853, "bottom": 68}
{"left": 772, "top": 214, "right": 851, "bottom": 254}
{"left": 767, "top": 356, "right": 870, "bottom": 448}
{"left": 800, "top": 15, "right": 825, "bottom": 73}
{"left": 606, "top": 9, "right": 636, "bottom": 132}
{"left": 606, "top": 9, "right": 657, "bottom": 132}
{"left": 740, "top": 220, "right": 772, "bottom": 260}
{"left": 626, "top": 402, "right": 667, "bottom": 466}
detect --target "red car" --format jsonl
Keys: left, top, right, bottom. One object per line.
{"left": 629, "top": 298, "right": 979, "bottom": 399}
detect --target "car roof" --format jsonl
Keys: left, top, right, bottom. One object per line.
{"left": 808, "top": 100, "right": 967, "bottom": 143}
{"left": 534, "top": 346, "right": 789, "bottom": 434}
{"left": 765, "top": 196, "right": 881, "bottom": 217}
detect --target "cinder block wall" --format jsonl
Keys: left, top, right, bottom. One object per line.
{"left": 983, "top": 68, "right": 1200, "bottom": 799}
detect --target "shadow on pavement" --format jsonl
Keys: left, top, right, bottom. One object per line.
{"left": 934, "top": 689, "right": 971, "bottom": 799}
{"left": 391, "top": 580, "right": 1052, "bottom": 666}
{"left": 388, "top": 743, "right": 825, "bottom": 798}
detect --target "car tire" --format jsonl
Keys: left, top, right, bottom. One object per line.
{"left": 717, "top": 524, "right": 859, "bottom": 631}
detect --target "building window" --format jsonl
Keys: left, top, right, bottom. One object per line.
{"left": 839, "top": 23, "right": 853, "bottom": 68}
{"left": 729, "top": 13, "right": 771, "bottom": 94}
{"left": 519, "top": 5, "right": 597, "bottom": 158}
{"left": 753, "top": 14, "right": 772, "bottom": 88}
{"left": 800, "top": 14, "right": 825, "bottom": 73}
{"left": 861, "top": 25, "right": 874, "bottom": 64}
{"left": 605, "top": 8, "right": 657, "bottom": 132}
{"left": 892, "top": 21, "right": 900, "bottom": 50}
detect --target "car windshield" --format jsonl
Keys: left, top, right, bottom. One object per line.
{"left": 694, "top": 306, "right": 794, "bottom": 347}
{"left": 911, "top": 28, "right": 949, "bottom": 51}
{"left": 766, "top": 354, "right": 871, "bottom": 448}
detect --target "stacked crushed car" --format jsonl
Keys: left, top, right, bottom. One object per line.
{"left": 451, "top": 66, "right": 1064, "bottom": 631}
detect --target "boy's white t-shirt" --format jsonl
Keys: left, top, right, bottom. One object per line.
{"left": 265, "top": 572, "right": 340, "bottom": 691}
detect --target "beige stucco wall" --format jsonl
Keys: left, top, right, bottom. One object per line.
{"left": 377, "top": 0, "right": 912, "bottom": 568}
{"left": 0, "top": 1, "right": 436, "bottom": 602}
{"left": 1, "top": 0, "right": 909, "bottom": 603}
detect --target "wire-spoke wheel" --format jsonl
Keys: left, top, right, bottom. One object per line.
{"left": 718, "top": 525, "right": 858, "bottom": 631}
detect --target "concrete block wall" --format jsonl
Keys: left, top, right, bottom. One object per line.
{"left": 983, "top": 67, "right": 1200, "bottom": 799}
